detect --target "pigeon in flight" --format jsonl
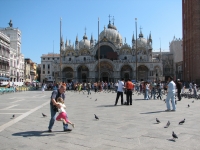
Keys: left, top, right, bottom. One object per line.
{"left": 165, "top": 121, "right": 170, "bottom": 128}
{"left": 42, "top": 113, "right": 47, "bottom": 117}
{"left": 188, "top": 104, "right": 190, "bottom": 108}
{"left": 94, "top": 114, "right": 99, "bottom": 120}
{"left": 156, "top": 118, "right": 160, "bottom": 124}
{"left": 172, "top": 131, "right": 178, "bottom": 141}
{"left": 179, "top": 118, "right": 185, "bottom": 125}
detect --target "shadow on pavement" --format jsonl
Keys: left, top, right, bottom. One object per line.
{"left": 167, "top": 139, "right": 176, "bottom": 142}
{"left": 97, "top": 105, "right": 117, "bottom": 107}
{"left": 12, "top": 131, "right": 55, "bottom": 137}
{"left": 140, "top": 110, "right": 165, "bottom": 114}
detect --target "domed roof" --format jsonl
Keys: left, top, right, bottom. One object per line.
{"left": 100, "top": 27, "right": 123, "bottom": 44}
{"left": 136, "top": 37, "right": 147, "bottom": 47}
{"left": 79, "top": 39, "right": 90, "bottom": 49}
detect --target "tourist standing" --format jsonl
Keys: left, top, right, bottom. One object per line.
{"left": 115, "top": 78, "right": 124, "bottom": 106}
{"left": 176, "top": 79, "right": 182, "bottom": 101}
{"left": 165, "top": 76, "right": 176, "bottom": 111}
{"left": 125, "top": 79, "right": 134, "bottom": 105}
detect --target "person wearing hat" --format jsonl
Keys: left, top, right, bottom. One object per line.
{"left": 176, "top": 79, "right": 182, "bottom": 101}
{"left": 165, "top": 76, "right": 176, "bottom": 111}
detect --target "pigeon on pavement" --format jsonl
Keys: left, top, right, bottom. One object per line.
{"left": 94, "top": 114, "right": 99, "bottom": 120}
{"left": 95, "top": 99, "right": 97, "bottom": 101}
{"left": 156, "top": 118, "right": 160, "bottom": 124}
{"left": 188, "top": 104, "right": 190, "bottom": 108}
{"left": 12, "top": 114, "right": 15, "bottom": 118}
{"left": 192, "top": 100, "right": 194, "bottom": 103}
{"left": 42, "top": 113, "right": 47, "bottom": 117}
{"left": 172, "top": 131, "right": 178, "bottom": 141}
{"left": 179, "top": 118, "right": 185, "bottom": 125}
{"left": 165, "top": 121, "right": 170, "bottom": 128}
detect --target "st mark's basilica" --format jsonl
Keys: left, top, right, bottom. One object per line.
{"left": 41, "top": 18, "right": 163, "bottom": 83}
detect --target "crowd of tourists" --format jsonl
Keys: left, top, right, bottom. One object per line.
{"left": 47, "top": 77, "right": 199, "bottom": 132}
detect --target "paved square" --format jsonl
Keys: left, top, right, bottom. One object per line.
{"left": 0, "top": 90, "right": 200, "bottom": 150}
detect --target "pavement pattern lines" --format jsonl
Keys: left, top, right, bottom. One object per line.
{"left": 0, "top": 90, "right": 200, "bottom": 150}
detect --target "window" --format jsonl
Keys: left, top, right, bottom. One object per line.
{"left": 43, "top": 64, "right": 45, "bottom": 69}
{"left": 48, "top": 71, "right": 50, "bottom": 74}
{"left": 84, "top": 57, "right": 86, "bottom": 61}
{"left": 43, "top": 71, "right": 45, "bottom": 74}
{"left": 48, "top": 64, "right": 50, "bottom": 69}
{"left": 48, "top": 58, "right": 50, "bottom": 60}
{"left": 43, "top": 58, "right": 45, "bottom": 60}
{"left": 69, "top": 58, "right": 71, "bottom": 61}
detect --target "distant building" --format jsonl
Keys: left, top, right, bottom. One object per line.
{"left": 0, "top": 20, "right": 24, "bottom": 82}
{"left": 41, "top": 19, "right": 164, "bottom": 83}
{"left": 169, "top": 36, "right": 183, "bottom": 80}
{"left": 0, "top": 31, "right": 10, "bottom": 79}
{"left": 182, "top": 0, "right": 200, "bottom": 83}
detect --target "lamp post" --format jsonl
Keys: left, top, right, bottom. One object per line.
{"left": 135, "top": 18, "right": 138, "bottom": 81}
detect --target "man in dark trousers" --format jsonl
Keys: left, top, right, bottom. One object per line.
{"left": 176, "top": 79, "right": 182, "bottom": 101}
{"left": 125, "top": 79, "right": 134, "bottom": 105}
{"left": 48, "top": 85, "right": 72, "bottom": 132}
{"left": 115, "top": 78, "right": 124, "bottom": 106}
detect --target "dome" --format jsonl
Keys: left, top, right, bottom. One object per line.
{"left": 100, "top": 27, "right": 123, "bottom": 44}
{"left": 136, "top": 37, "right": 147, "bottom": 48}
{"left": 79, "top": 39, "right": 90, "bottom": 49}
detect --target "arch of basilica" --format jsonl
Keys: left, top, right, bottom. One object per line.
{"left": 45, "top": 18, "right": 163, "bottom": 83}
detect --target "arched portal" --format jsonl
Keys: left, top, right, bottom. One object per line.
{"left": 121, "top": 65, "right": 133, "bottom": 81}
{"left": 96, "top": 61, "right": 114, "bottom": 82}
{"left": 138, "top": 65, "right": 149, "bottom": 81}
{"left": 95, "top": 45, "right": 117, "bottom": 60}
{"left": 62, "top": 67, "right": 73, "bottom": 82}
{"left": 77, "top": 65, "right": 89, "bottom": 82}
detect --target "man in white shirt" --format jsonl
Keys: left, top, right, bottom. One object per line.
{"left": 165, "top": 76, "right": 176, "bottom": 111}
{"left": 115, "top": 78, "right": 124, "bottom": 106}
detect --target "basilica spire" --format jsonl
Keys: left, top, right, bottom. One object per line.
{"left": 139, "top": 26, "right": 143, "bottom": 38}
{"left": 149, "top": 32, "right": 152, "bottom": 43}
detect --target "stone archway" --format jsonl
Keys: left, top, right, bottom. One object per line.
{"left": 96, "top": 61, "right": 114, "bottom": 82}
{"left": 121, "top": 65, "right": 133, "bottom": 81}
{"left": 62, "top": 67, "right": 73, "bottom": 82}
{"left": 77, "top": 65, "right": 89, "bottom": 82}
{"left": 138, "top": 65, "right": 149, "bottom": 81}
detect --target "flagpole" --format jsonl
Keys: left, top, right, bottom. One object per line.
{"left": 135, "top": 18, "right": 138, "bottom": 81}
{"left": 60, "top": 18, "right": 62, "bottom": 82}
{"left": 98, "top": 17, "right": 100, "bottom": 82}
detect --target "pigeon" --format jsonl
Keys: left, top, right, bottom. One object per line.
{"left": 94, "top": 114, "right": 99, "bottom": 120}
{"left": 90, "top": 98, "right": 92, "bottom": 99}
{"left": 95, "top": 99, "right": 97, "bottom": 101}
{"left": 42, "top": 113, "right": 47, "bottom": 117}
{"left": 188, "top": 104, "right": 190, "bottom": 108}
{"left": 192, "top": 100, "right": 194, "bottom": 103}
{"left": 156, "top": 118, "right": 160, "bottom": 124}
{"left": 12, "top": 114, "right": 15, "bottom": 118}
{"left": 172, "top": 131, "right": 178, "bottom": 141}
{"left": 165, "top": 121, "right": 170, "bottom": 128}
{"left": 179, "top": 118, "right": 185, "bottom": 125}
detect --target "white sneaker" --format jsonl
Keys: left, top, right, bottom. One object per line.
{"left": 71, "top": 123, "right": 75, "bottom": 128}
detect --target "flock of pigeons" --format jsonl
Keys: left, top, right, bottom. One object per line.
{"left": 156, "top": 118, "right": 185, "bottom": 141}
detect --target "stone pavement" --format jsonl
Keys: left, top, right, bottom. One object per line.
{"left": 0, "top": 90, "right": 200, "bottom": 150}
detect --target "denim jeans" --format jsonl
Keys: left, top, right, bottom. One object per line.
{"left": 87, "top": 89, "right": 91, "bottom": 95}
{"left": 151, "top": 89, "right": 156, "bottom": 99}
{"left": 145, "top": 89, "right": 149, "bottom": 100}
{"left": 48, "top": 104, "right": 68, "bottom": 130}
{"left": 166, "top": 92, "right": 176, "bottom": 110}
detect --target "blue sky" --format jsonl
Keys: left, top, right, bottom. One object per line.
{"left": 0, "top": 0, "right": 182, "bottom": 64}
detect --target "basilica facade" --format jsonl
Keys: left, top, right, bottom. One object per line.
{"left": 41, "top": 19, "right": 163, "bottom": 83}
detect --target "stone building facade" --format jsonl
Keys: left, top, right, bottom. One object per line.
{"left": 0, "top": 31, "right": 10, "bottom": 79}
{"left": 0, "top": 20, "right": 24, "bottom": 82}
{"left": 41, "top": 19, "right": 163, "bottom": 83}
{"left": 182, "top": 0, "right": 200, "bottom": 83}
